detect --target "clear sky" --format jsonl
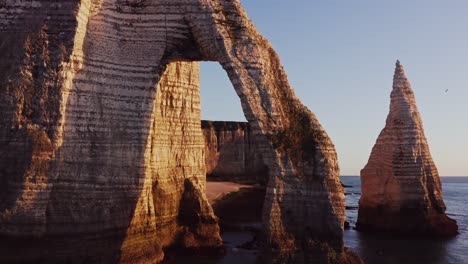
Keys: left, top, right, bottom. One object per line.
{"left": 200, "top": 0, "right": 468, "bottom": 176}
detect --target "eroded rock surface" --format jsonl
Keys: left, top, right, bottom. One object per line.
{"left": 0, "top": 0, "right": 357, "bottom": 263}
{"left": 357, "top": 61, "right": 458, "bottom": 237}
{"left": 202, "top": 120, "right": 268, "bottom": 185}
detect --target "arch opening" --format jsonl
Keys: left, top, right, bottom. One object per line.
{"left": 153, "top": 59, "right": 269, "bottom": 262}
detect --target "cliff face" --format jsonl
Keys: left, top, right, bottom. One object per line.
{"left": 202, "top": 120, "right": 268, "bottom": 185}
{"left": 0, "top": 0, "right": 355, "bottom": 263}
{"left": 120, "top": 62, "right": 222, "bottom": 262}
{"left": 357, "top": 61, "right": 458, "bottom": 237}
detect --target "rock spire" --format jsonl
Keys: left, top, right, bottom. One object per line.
{"left": 357, "top": 61, "right": 458, "bottom": 236}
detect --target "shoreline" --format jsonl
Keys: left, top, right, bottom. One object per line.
{"left": 164, "top": 178, "right": 468, "bottom": 264}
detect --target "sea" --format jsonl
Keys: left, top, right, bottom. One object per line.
{"left": 342, "top": 176, "right": 468, "bottom": 264}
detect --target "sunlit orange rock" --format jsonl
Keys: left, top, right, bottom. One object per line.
{"left": 357, "top": 61, "right": 458, "bottom": 237}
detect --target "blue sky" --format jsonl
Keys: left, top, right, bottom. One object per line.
{"left": 200, "top": 0, "right": 468, "bottom": 176}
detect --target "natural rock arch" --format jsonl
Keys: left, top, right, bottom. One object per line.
{"left": 0, "top": 1, "right": 358, "bottom": 263}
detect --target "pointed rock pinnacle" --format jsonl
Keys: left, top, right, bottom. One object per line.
{"left": 357, "top": 61, "right": 458, "bottom": 237}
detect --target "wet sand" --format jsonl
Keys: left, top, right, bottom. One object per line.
{"left": 205, "top": 181, "right": 253, "bottom": 204}
{"left": 209, "top": 181, "right": 265, "bottom": 263}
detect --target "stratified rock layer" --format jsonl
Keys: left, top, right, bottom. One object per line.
{"left": 357, "top": 61, "right": 458, "bottom": 237}
{"left": 202, "top": 120, "right": 268, "bottom": 185}
{"left": 0, "top": 1, "right": 357, "bottom": 263}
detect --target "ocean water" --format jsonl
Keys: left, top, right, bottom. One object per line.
{"left": 342, "top": 176, "right": 468, "bottom": 264}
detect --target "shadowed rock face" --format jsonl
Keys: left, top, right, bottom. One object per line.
{"left": 357, "top": 61, "right": 458, "bottom": 237}
{"left": 0, "top": 0, "right": 357, "bottom": 263}
{"left": 202, "top": 120, "right": 268, "bottom": 185}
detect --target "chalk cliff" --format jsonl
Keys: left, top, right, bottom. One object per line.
{"left": 357, "top": 61, "right": 458, "bottom": 237}
{"left": 202, "top": 120, "right": 268, "bottom": 185}
{"left": 0, "top": 0, "right": 358, "bottom": 263}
